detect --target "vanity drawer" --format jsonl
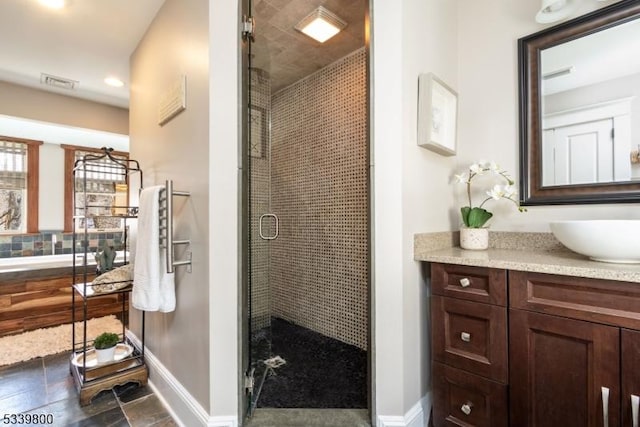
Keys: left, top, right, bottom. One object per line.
{"left": 432, "top": 361, "right": 507, "bottom": 427}
{"left": 432, "top": 295, "right": 508, "bottom": 383}
{"left": 509, "top": 271, "right": 640, "bottom": 330}
{"left": 431, "top": 263, "right": 507, "bottom": 306}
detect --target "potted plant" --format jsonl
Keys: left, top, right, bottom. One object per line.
{"left": 454, "top": 161, "right": 526, "bottom": 250}
{"left": 93, "top": 332, "right": 119, "bottom": 363}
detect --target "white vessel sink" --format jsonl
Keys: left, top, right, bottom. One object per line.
{"left": 550, "top": 220, "right": 640, "bottom": 264}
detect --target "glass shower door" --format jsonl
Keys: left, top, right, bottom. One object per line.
{"left": 244, "top": 1, "right": 275, "bottom": 416}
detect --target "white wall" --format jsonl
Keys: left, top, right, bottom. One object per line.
{"left": 457, "top": 0, "right": 639, "bottom": 232}
{"left": 208, "top": 0, "right": 240, "bottom": 420}
{"left": 129, "top": 0, "right": 212, "bottom": 422}
{"left": 0, "top": 81, "right": 128, "bottom": 135}
{"left": 372, "top": 0, "right": 458, "bottom": 422}
{"left": 38, "top": 143, "right": 64, "bottom": 230}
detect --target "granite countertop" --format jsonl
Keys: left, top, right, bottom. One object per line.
{"left": 415, "top": 231, "right": 640, "bottom": 284}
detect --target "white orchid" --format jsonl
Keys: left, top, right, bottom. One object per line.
{"left": 504, "top": 185, "right": 517, "bottom": 199}
{"left": 469, "top": 163, "right": 484, "bottom": 174}
{"left": 454, "top": 173, "right": 469, "bottom": 184}
{"left": 486, "top": 185, "right": 505, "bottom": 200}
{"left": 454, "top": 161, "right": 526, "bottom": 228}
{"left": 488, "top": 161, "right": 501, "bottom": 173}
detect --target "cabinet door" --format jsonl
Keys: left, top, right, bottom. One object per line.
{"left": 510, "top": 309, "right": 620, "bottom": 427}
{"left": 622, "top": 329, "right": 640, "bottom": 427}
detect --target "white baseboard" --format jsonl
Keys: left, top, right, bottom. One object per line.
{"left": 378, "top": 394, "right": 431, "bottom": 427}
{"left": 126, "top": 331, "right": 238, "bottom": 427}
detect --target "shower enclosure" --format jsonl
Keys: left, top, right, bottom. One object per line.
{"left": 241, "top": 0, "right": 370, "bottom": 422}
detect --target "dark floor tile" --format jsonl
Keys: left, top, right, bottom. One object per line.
{"left": 5, "top": 347, "right": 177, "bottom": 426}
{"left": 0, "top": 389, "right": 48, "bottom": 417}
{"left": 67, "top": 406, "right": 129, "bottom": 427}
{"left": 43, "top": 351, "right": 73, "bottom": 384}
{"left": 147, "top": 416, "right": 179, "bottom": 427}
{"left": 45, "top": 375, "right": 76, "bottom": 404}
{"left": 122, "top": 394, "right": 172, "bottom": 426}
{"left": 113, "top": 381, "right": 152, "bottom": 403}
{"left": 0, "top": 358, "right": 45, "bottom": 399}
{"left": 25, "top": 390, "right": 120, "bottom": 426}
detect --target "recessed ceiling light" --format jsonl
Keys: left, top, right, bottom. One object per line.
{"left": 104, "top": 77, "right": 125, "bottom": 88}
{"left": 38, "top": 0, "right": 66, "bottom": 10}
{"left": 294, "top": 6, "right": 347, "bottom": 43}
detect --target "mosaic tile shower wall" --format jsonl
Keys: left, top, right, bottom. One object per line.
{"left": 270, "top": 48, "right": 368, "bottom": 350}
{"left": 250, "top": 67, "right": 272, "bottom": 333}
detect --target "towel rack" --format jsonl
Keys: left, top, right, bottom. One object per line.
{"left": 159, "top": 180, "right": 192, "bottom": 273}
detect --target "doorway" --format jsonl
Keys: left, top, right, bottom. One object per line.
{"left": 240, "top": 1, "right": 371, "bottom": 425}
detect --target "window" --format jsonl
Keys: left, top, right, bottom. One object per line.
{"left": 0, "top": 137, "right": 41, "bottom": 233}
{"left": 63, "top": 146, "right": 129, "bottom": 232}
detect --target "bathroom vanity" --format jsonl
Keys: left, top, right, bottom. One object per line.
{"left": 416, "top": 234, "right": 640, "bottom": 427}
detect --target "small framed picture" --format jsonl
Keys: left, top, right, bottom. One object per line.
{"left": 417, "top": 73, "right": 458, "bottom": 156}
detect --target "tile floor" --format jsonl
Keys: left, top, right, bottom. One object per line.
{"left": 0, "top": 351, "right": 176, "bottom": 426}
{"left": 245, "top": 409, "right": 370, "bottom": 427}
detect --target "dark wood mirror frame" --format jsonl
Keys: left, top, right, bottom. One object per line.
{"left": 519, "top": 0, "right": 640, "bottom": 205}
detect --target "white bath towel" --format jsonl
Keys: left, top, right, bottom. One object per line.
{"left": 132, "top": 185, "right": 176, "bottom": 312}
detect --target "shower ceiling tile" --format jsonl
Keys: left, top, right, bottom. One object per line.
{"left": 253, "top": 0, "right": 365, "bottom": 93}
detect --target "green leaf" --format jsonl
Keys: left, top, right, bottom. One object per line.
{"left": 467, "top": 207, "right": 492, "bottom": 228}
{"left": 460, "top": 206, "right": 471, "bottom": 227}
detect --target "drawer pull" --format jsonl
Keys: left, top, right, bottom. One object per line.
{"left": 460, "top": 332, "right": 471, "bottom": 342}
{"left": 602, "top": 386, "right": 609, "bottom": 427}
{"left": 632, "top": 394, "right": 639, "bottom": 427}
{"left": 459, "top": 278, "right": 471, "bottom": 288}
{"left": 460, "top": 402, "right": 473, "bottom": 415}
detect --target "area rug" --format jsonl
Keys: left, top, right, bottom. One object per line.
{"left": 0, "top": 315, "right": 123, "bottom": 367}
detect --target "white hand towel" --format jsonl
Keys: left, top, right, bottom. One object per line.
{"left": 133, "top": 185, "right": 176, "bottom": 312}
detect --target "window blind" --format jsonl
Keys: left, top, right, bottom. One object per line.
{"left": 75, "top": 150, "right": 127, "bottom": 193}
{"left": 0, "top": 140, "right": 27, "bottom": 190}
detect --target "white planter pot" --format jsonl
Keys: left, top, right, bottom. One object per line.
{"left": 95, "top": 346, "right": 117, "bottom": 363}
{"left": 460, "top": 227, "right": 489, "bottom": 250}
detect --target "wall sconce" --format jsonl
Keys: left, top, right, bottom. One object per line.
{"left": 294, "top": 6, "right": 347, "bottom": 43}
{"left": 535, "top": 0, "right": 579, "bottom": 24}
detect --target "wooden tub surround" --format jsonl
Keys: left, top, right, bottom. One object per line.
{"left": 0, "top": 267, "right": 127, "bottom": 337}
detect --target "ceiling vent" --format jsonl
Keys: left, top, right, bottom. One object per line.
{"left": 40, "top": 73, "right": 78, "bottom": 90}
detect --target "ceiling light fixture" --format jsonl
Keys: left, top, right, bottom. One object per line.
{"left": 38, "top": 0, "right": 66, "bottom": 10}
{"left": 104, "top": 77, "right": 124, "bottom": 88}
{"left": 294, "top": 6, "right": 347, "bottom": 43}
{"left": 535, "top": 0, "right": 578, "bottom": 24}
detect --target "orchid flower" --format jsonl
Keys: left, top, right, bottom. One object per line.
{"left": 454, "top": 161, "right": 527, "bottom": 228}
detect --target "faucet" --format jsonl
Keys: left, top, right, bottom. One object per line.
{"left": 51, "top": 234, "right": 57, "bottom": 255}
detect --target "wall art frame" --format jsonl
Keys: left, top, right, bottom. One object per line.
{"left": 417, "top": 72, "right": 458, "bottom": 156}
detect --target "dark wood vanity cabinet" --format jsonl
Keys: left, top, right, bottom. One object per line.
{"left": 431, "top": 264, "right": 640, "bottom": 427}
{"left": 509, "top": 309, "right": 620, "bottom": 426}
{"left": 431, "top": 263, "right": 508, "bottom": 426}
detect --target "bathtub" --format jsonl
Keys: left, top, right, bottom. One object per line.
{"left": 0, "top": 252, "right": 128, "bottom": 273}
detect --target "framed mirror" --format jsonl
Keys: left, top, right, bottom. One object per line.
{"left": 519, "top": 0, "right": 640, "bottom": 205}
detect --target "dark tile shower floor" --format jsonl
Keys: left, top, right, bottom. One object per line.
{"left": 252, "top": 318, "right": 367, "bottom": 409}
{"left": 0, "top": 351, "right": 176, "bottom": 426}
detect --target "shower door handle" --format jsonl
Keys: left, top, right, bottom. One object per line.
{"left": 259, "top": 214, "right": 279, "bottom": 240}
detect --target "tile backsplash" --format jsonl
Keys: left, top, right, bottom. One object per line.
{"left": 0, "top": 231, "right": 124, "bottom": 259}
